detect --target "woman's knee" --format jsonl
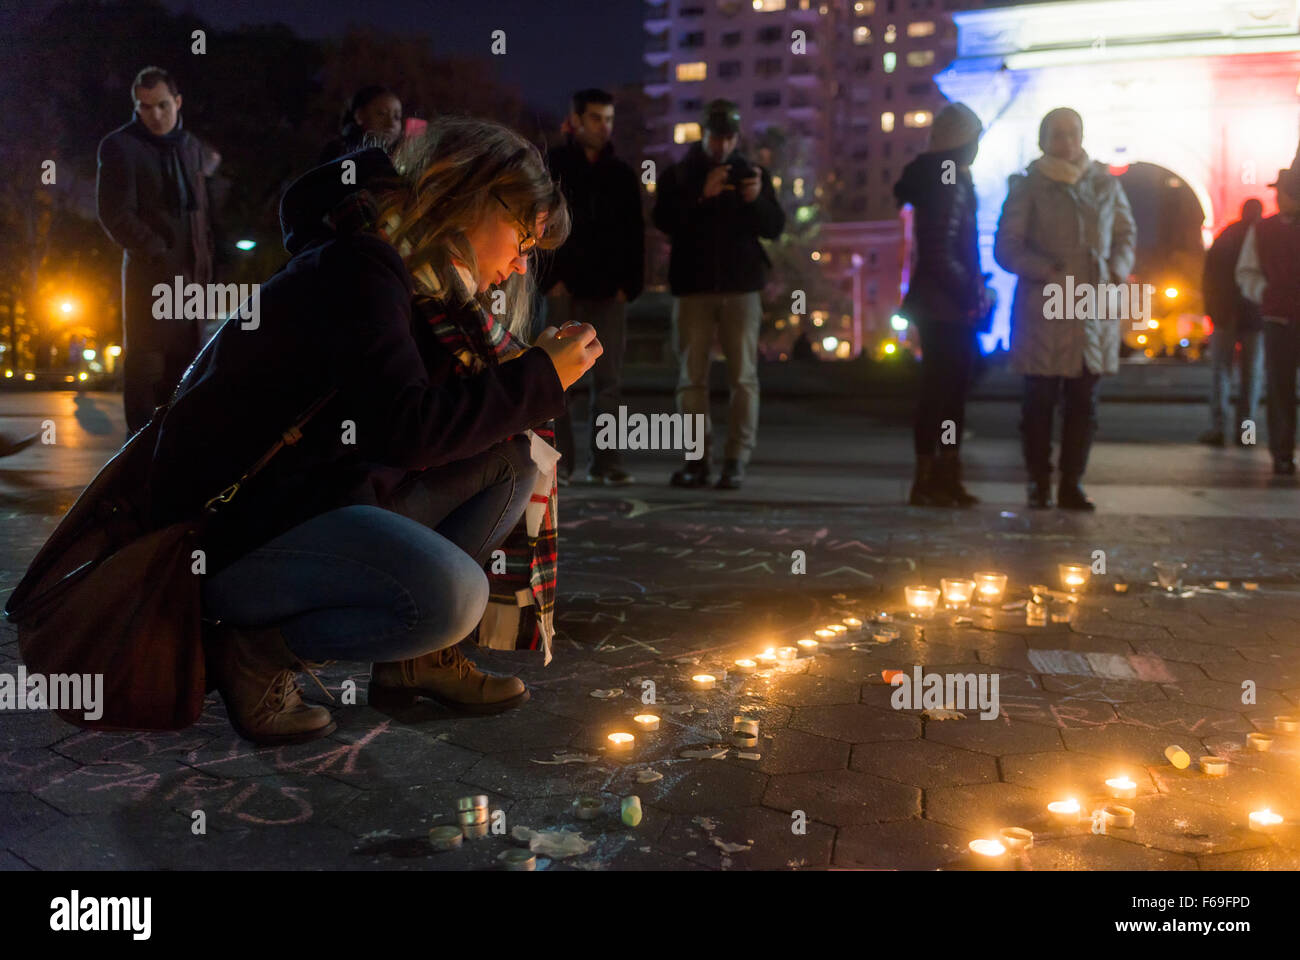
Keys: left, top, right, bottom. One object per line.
{"left": 408, "top": 546, "right": 490, "bottom": 650}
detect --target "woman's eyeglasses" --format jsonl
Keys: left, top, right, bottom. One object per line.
{"left": 493, "top": 193, "right": 537, "bottom": 257}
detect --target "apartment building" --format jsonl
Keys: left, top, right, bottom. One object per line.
{"left": 643, "top": 0, "right": 1003, "bottom": 356}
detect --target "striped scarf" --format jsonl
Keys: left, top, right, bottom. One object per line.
{"left": 407, "top": 260, "right": 559, "bottom": 664}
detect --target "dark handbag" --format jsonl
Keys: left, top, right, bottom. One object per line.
{"left": 2, "top": 390, "right": 337, "bottom": 732}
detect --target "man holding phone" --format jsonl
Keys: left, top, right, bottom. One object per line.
{"left": 653, "top": 99, "right": 785, "bottom": 489}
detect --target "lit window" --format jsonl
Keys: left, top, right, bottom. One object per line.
{"left": 884, "top": 23, "right": 896, "bottom": 43}
{"left": 676, "top": 62, "right": 707, "bottom": 81}
{"left": 907, "top": 21, "right": 935, "bottom": 37}
{"left": 906, "top": 50, "right": 934, "bottom": 67}
{"left": 903, "top": 110, "right": 932, "bottom": 127}
{"left": 752, "top": 0, "right": 786, "bottom": 10}
{"left": 674, "top": 122, "right": 702, "bottom": 143}
{"left": 793, "top": 177, "right": 806, "bottom": 197}
{"left": 883, "top": 52, "right": 896, "bottom": 73}
{"left": 881, "top": 111, "right": 895, "bottom": 132}
{"left": 854, "top": 1, "right": 876, "bottom": 13}
{"left": 853, "top": 26, "right": 872, "bottom": 44}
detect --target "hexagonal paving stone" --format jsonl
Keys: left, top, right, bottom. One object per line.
{"left": 755, "top": 729, "right": 850, "bottom": 775}
{"left": 1150, "top": 760, "right": 1297, "bottom": 812}
{"left": 320, "top": 780, "right": 511, "bottom": 840}
{"left": 996, "top": 692, "right": 1119, "bottom": 729}
{"left": 51, "top": 727, "right": 216, "bottom": 766}
{"left": 34, "top": 758, "right": 196, "bottom": 817}
{"left": 1000, "top": 751, "right": 1153, "bottom": 797}
{"left": 762, "top": 768, "right": 920, "bottom": 826}
{"left": 0, "top": 714, "right": 78, "bottom": 751}
{"left": 0, "top": 793, "right": 66, "bottom": 847}
{"left": 655, "top": 806, "right": 836, "bottom": 870}
{"left": 433, "top": 709, "right": 582, "bottom": 755}
{"left": 1201, "top": 659, "right": 1300, "bottom": 691}
{"left": 1069, "top": 617, "right": 1170, "bottom": 642}
{"left": 834, "top": 817, "right": 968, "bottom": 869}
{"left": 925, "top": 717, "right": 1065, "bottom": 757}
{"left": 1198, "top": 846, "right": 1300, "bottom": 869}
{"left": 461, "top": 749, "right": 611, "bottom": 800}
{"left": 1060, "top": 721, "right": 1210, "bottom": 766}
{"left": 1040, "top": 675, "right": 1169, "bottom": 703}
{"left": 789, "top": 703, "right": 920, "bottom": 743}
{"left": 764, "top": 673, "right": 862, "bottom": 707}
{"left": 0, "top": 748, "right": 79, "bottom": 794}
{"left": 9, "top": 810, "right": 201, "bottom": 870}
{"left": 850, "top": 739, "right": 997, "bottom": 789}
{"left": 1106, "top": 794, "right": 1273, "bottom": 856}
{"left": 1161, "top": 680, "right": 1293, "bottom": 714}
{"left": 1115, "top": 700, "right": 1254, "bottom": 739}
{"left": 1132, "top": 637, "right": 1246, "bottom": 665}
{"left": 1021, "top": 833, "right": 1197, "bottom": 870}
{"left": 633, "top": 760, "right": 768, "bottom": 815}
{"left": 924, "top": 781, "right": 1045, "bottom": 833}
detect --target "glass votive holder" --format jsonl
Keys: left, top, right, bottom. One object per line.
{"left": 973, "top": 572, "right": 1008, "bottom": 604}
{"left": 904, "top": 585, "right": 940, "bottom": 620}
{"left": 873, "top": 624, "right": 899, "bottom": 644}
{"left": 1154, "top": 561, "right": 1187, "bottom": 592}
{"left": 940, "top": 577, "right": 976, "bottom": 611}
{"left": 1059, "top": 562, "right": 1090, "bottom": 593}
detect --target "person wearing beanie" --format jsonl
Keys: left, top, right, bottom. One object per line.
{"left": 893, "top": 101, "right": 990, "bottom": 507}
{"left": 1236, "top": 161, "right": 1300, "bottom": 475}
{"left": 653, "top": 98, "right": 785, "bottom": 490}
{"left": 994, "top": 107, "right": 1136, "bottom": 511}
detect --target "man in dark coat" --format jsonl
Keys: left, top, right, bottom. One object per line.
{"left": 1199, "top": 198, "right": 1264, "bottom": 447}
{"left": 96, "top": 66, "right": 216, "bottom": 434}
{"left": 542, "top": 88, "right": 645, "bottom": 485}
{"left": 652, "top": 99, "right": 785, "bottom": 490}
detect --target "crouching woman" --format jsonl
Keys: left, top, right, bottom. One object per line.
{"left": 147, "top": 117, "right": 600, "bottom": 745}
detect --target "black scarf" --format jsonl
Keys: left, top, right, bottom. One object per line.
{"left": 129, "top": 114, "right": 195, "bottom": 213}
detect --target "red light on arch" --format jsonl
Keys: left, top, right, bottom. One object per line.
{"left": 1108, "top": 163, "right": 1130, "bottom": 176}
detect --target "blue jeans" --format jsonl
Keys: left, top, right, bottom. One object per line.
{"left": 201, "top": 436, "right": 538, "bottom": 663}
{"left": 1208, "top": 327, "right": 1263, "bottom": 439}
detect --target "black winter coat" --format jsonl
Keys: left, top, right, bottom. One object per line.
{"left": 541, "top": 138, "right": 645, "bottom": 301}
{"left": 96, "top": 116, "right": 214, "bottom": 350}
{"left": 147, "top": 149, "right": 567, "bottom": 575}
{"left": 894, "top": 147, "right": 984, "bottom": 328}
{"left": 652, "top": 142, "right": 785, "bottom": 296}
{"left": 1202, "top": 218, "right": 1261, "bottom": 335}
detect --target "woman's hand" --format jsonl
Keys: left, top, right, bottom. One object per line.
{"left": 536, "top": 323, "right": 603, "bottom": 390}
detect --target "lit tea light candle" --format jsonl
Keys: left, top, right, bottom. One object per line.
{"left": 968, "top": 838, "right": 1007, "bottom": 859}
{"left": 691, "top": 674, "right": 716, "bottom": 690}
{"left": 733, "top": 658, "right": 757, "bottom": 675}
{"left": 774, "top": 646, "right": 799, "bottom": 662}
{"left": 1113, "top": 583, "right": 1129, "bottom": 593}
{"left": 797, "top": 638, "right": 819, "bottom": 656}
{"left": 1059, "top": 562, "right": 1090, "bottom": 593}
{"left": 1249, "top": 808, "right": 1283, "bottom": 833}
{"left": 1164, "top": 744, "right": 1191, "bottom": 769}
{"left": 1275, "top": 716, "right": 1299, "bottom": 734}
{"left": 634, "top": 714, "right": 660, "bottom": 732}
{"left": 1212, "top": 580, "right": 1230, "bottom": 590}
{"left": 973, "top": 572, "right": 1008, "bottom": 603}
{"left": 814, "top": 628, "right": 836, "bottom": 639}
{"left": 843, "top": 616, "right": 863, "bottom": 629}
{"left": 1048, "top": 798, "right": 1081, "bottom": 823}
{"left": 1199, "top": 756, "right": 1228, "bottom": 777}
{"left": 873, "top": 625, "right": 899, "bottom": 644}
{"left": 428, "top": 825, "right": 464, "bottom": 851}
{"left": 1242, "top": 581, "right": 1259, "bottom": 591}
{"left": 1247, "top": 732, "right": 1274, "bottom": 752}
{"left": 1102, "top": 804, "right": 1135, "bottom": 829}
{"left": 756, "top": 648, "right": 777, "bottom": 664}
{"left": 904, "top": 585, "right": 940, "bottom": 619}
{"left": 826, "top": 623, "right": 848, "bottom": 634}
{"left": 999, "top": 827, "right": 1033, "bottom": 851}
{"left": 1106, "top": 776, "right": 1137, "bottom": 800}
{"left": 940, "top": 577, "right": 976, "bottom": 610}
{"left": 607, "top": 732, "right": 635, "bottom": 755}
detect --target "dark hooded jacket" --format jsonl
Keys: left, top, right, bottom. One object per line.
{"left": 147, "top": 148, "right": 567, "bottom": 575}
{"left": 894, "top": 146, "right": 985, "bottom": 328}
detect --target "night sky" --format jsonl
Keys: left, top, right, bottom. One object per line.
{"left": 167, "top": 0, "right": 646, "bottom": 115}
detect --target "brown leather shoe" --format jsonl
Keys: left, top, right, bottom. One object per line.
{"left": 206, "top": 623, "right": 336, "bottom": 745}
{"left": 369, "top": 644, "right": 529, "bottom": 715}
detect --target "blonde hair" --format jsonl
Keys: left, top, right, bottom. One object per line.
{"left": 373, "top": 115, "right": 570, "bottom": 338}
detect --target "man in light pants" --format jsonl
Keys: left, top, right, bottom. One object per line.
{"left": 653, "top": 100, "right": 785, "bottom": 489}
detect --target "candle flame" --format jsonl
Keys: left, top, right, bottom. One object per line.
{"left": 968, "top": 838, "right": 1006, "bottom": 856}
{"left": 608, "top": 732, "right": 634, "bottom": 744}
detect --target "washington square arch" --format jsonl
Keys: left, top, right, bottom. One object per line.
{"left": 936, "top": 0, "right": 1300, "bottom": 351}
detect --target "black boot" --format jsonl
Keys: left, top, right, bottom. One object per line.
{"left": 935, "top": 451, "right": 978, "bottom": 507}
{"left": 910, "top": 454, "right": 955, "bottom": 507}
{"left": 1027, "top": 474, "right": 1052, "bottom": 509}
{"left": 1057, "top": 477, "right": 1095, "bottom": 511}
{"left": 670, "top": 459, "right": 711, "bottom": 488}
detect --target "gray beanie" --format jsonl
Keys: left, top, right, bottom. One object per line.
{"left": 928, "top": 102, "right": 982, "bottom": 153}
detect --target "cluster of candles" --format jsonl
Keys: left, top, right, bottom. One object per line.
{"left": 904, "top": 572, "right": 1006, "bottom": 619}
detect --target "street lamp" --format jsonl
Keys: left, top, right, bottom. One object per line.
{"left": 1164, "top": 286, "right": 1178, "bottom": 299}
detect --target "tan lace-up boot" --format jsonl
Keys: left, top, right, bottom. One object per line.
{"left": 206, "top": 623, "right": 337, "bottom": 745}
{"left": 369, "top": 643, "right": 529, "bottom": 715}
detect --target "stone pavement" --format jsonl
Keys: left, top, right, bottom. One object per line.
{"left": 1, "top": 392, "right": 1299, "bottom": 871}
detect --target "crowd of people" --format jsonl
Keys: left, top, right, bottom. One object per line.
{"left": 75, "top": 65, "right": 1300, "bottom": 743}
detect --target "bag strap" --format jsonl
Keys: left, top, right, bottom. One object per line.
{"left": 201, "top": 388, "right": 339, "bottom": 513}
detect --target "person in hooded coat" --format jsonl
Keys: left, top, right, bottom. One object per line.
{"left": 995, "top": 107, "right": 1136, "bottom": 510}
{"left": 893, "top": 102, "right": 990, "bottom": 507}
{"left": 147, "top": 118, "right": 602, "bottom": 746}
